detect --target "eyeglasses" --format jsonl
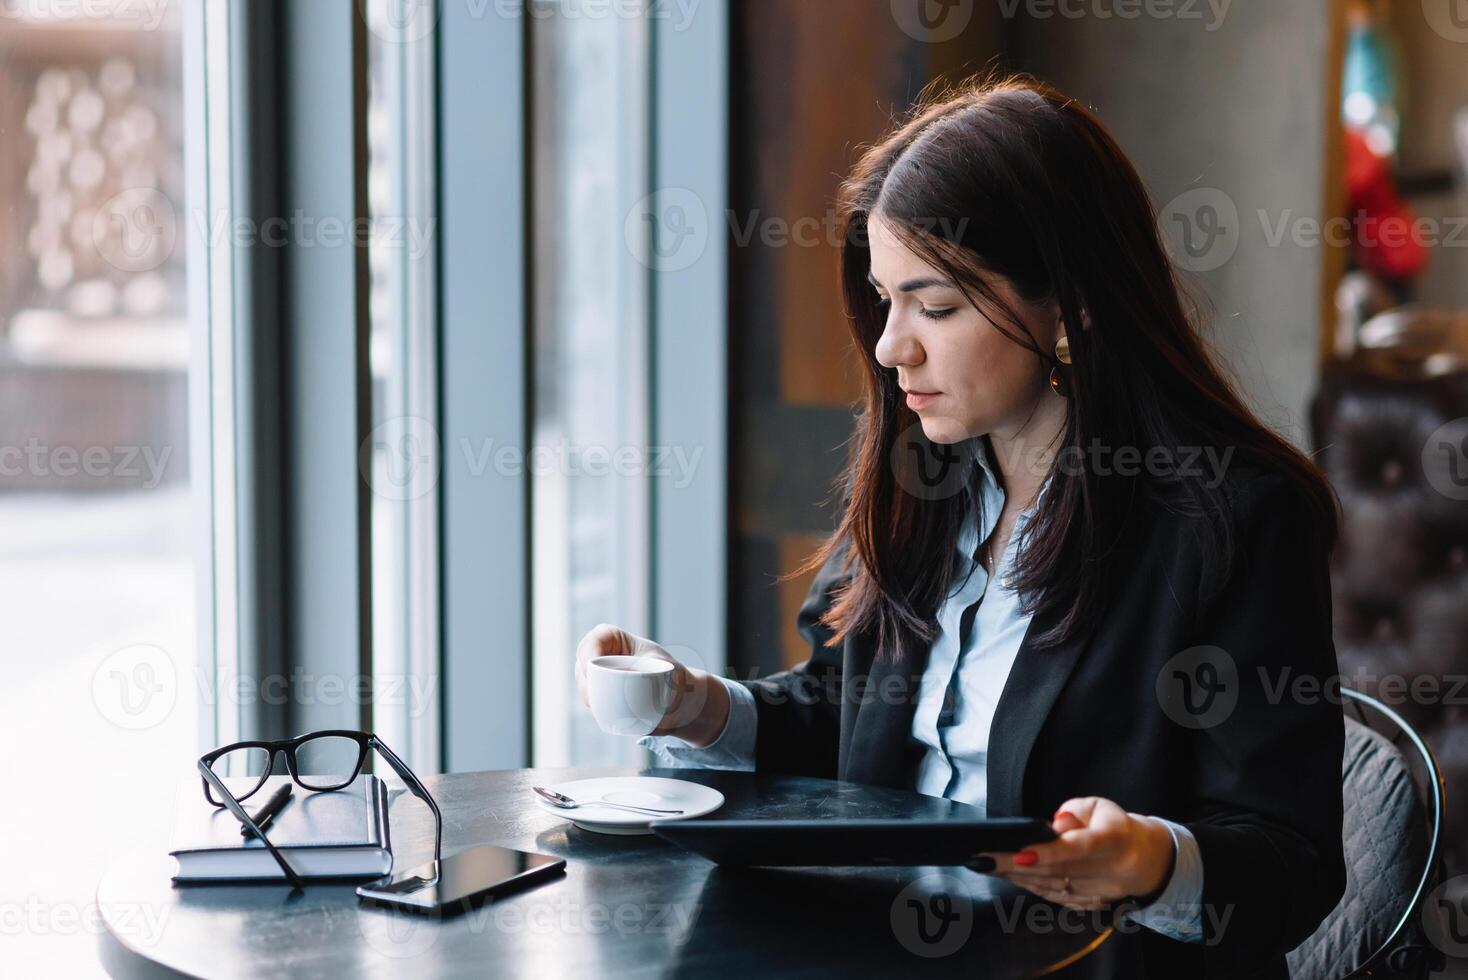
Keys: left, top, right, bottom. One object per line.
{"left": 197, "top": 730, "right": 441, "bottom": 890}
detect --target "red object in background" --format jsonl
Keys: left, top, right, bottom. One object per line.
{"left": 1343, "top": 128, "right": 1428, "bottom": 282}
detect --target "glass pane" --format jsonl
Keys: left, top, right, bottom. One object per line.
{"left": 530, "top": 0, "right": 652, "bottom": 767}
{"left": 294, "top": 735, "right": 365, "bottom": 787}
{"left": 0, "top": 5, "right": 196, "bottom": 974}
{"left": 362, "top": 0, "right": 440, "bottom": 774}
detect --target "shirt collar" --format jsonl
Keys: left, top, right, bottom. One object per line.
{"left": 956, "top": 436, "right": 1056, "bottom": 557}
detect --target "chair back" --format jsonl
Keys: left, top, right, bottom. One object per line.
{"left": 1286, "top": 689, "right": 1445, "bottom": 979}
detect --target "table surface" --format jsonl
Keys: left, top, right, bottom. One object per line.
{"left": 98, "top": 767, "right": 1112, "bottom": 979}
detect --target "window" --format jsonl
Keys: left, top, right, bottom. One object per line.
{"left": 0, "top": 3, "right": 196, "bottom": 973}
{"left": 363, "top": 0, "right": 441, "bottom": 774}
{"left": 530, "top": 0, "right": 653, "bottom": 766}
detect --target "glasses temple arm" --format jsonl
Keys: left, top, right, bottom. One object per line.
{"left": 370, "top": 738, "right": 443, "bottom": 867}
{"left": 196, "top": 760, "right": 305, "bottom": 890}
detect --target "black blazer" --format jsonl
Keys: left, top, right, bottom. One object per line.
{"left": 741, "top": 467, "right": 1346, "bottom": 979}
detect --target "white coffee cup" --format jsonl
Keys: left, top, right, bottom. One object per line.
{"left": 587, "top": 655, "right": 676, "bottom": 736}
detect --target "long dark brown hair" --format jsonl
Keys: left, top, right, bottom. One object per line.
{"left": 793, "top": 72, "right": 1339, "bottom": 658}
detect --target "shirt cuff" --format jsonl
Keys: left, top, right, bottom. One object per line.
{"left": 1125, "top": 818, "right": 1205, "bottom": 943}
{"left": 638, "top": 676, "right": 757, "bottom": 772}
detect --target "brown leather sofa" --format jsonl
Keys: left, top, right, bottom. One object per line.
{"left": 1310, "top": 356, "right": 1468, "bottom": 875}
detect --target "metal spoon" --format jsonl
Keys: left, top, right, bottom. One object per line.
{"left": 533, "top": 785, "right": 685, "bottom": 816}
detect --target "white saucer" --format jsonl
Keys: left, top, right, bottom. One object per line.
{"left": 533, "top": 776, "right": 724, "bottom": 836}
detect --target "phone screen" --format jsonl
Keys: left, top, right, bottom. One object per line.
{"left": 356, "top": 844, "right": 565, "bottom": 913}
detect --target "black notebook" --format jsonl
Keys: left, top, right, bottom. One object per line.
{"left": 169, "top": 774, "right": 392, "bottom": 882}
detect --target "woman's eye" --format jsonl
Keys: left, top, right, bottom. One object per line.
{"left": 920, "top": 307, "right": 957, "bottom": 321}
{"left": 875, "top": 296, "right": 892, "bottom": 312}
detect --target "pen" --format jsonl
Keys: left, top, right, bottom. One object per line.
{"left": 241, "top": 783, "right": 293, "bottom": 838}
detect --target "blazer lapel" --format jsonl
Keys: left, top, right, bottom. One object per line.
{"left": 984, "top": 602, "right": 1099, "bottom": 817}
{"left": 841, "top": 627, "right": 930, "bottom": 789}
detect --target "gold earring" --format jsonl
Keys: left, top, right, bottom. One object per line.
{"left": 1049, "top": 335, "right": 1072, "bottom": 397}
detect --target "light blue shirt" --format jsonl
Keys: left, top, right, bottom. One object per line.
{"left": 642, "top": 436, "right": 1204, "bottom": 942}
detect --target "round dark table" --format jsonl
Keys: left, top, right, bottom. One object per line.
{"left": 98, "top": 767, "right": 1112, "bottom": 978}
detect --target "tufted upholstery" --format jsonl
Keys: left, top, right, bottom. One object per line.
{"left": 1286, "top": 717, "right": 1430, "bottom": 979}
{"left": 1310, "top": 362, "right": 1468, "bottom": 875}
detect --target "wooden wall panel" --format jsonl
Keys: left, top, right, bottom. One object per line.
{"left": 727, "top": 0, "right": 1005, "bottom": 674}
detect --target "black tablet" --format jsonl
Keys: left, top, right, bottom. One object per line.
{"left": 648, "top": 817, "right": 1054, "bottom": 867}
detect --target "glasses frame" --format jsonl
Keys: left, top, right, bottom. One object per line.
{"left": 197, "top": 730, "right": 442, "bottom": 891}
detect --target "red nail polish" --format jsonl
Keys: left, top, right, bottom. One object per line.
{"left": 1054, "top": 811, "right": 1078, "bottom": 823}
{"left": 1014, "top": 850, "right": 1039, "bottom": 867}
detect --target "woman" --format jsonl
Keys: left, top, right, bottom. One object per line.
{"left": 575, "top": 74, "right": 1344, "bottom": 978}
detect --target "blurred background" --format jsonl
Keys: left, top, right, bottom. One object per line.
{"left": 0, "top": 0, "right": 1465, "bottom": 974}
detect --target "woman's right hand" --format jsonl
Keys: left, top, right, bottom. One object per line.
{"left": 574, "top": 623, "right": 731, "bottom": 747}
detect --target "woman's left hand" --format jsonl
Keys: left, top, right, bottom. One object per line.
{"left": 970, "top": 797, "right": 1177, "bottom": 910}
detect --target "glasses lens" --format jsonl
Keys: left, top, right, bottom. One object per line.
{"left": 294, "top": 735, "right": 364, "bottom": 789}
{"left": 204, "top": 746, "right": 272, "bottom": 805}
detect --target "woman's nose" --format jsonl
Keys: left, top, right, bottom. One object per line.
{"left": 875, "top": 312, "right": 923, "bottom": 370}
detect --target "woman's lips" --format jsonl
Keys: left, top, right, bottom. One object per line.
{"left": 905, "top": 390, "right": 940, "bottom": 411}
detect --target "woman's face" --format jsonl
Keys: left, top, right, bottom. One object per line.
{"left": 868, "top": 212, "right": 1061, "bottom": 446}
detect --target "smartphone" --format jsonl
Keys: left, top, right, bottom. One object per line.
{"left": 356, "top": 844, "right": 565, "bottom": 914}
